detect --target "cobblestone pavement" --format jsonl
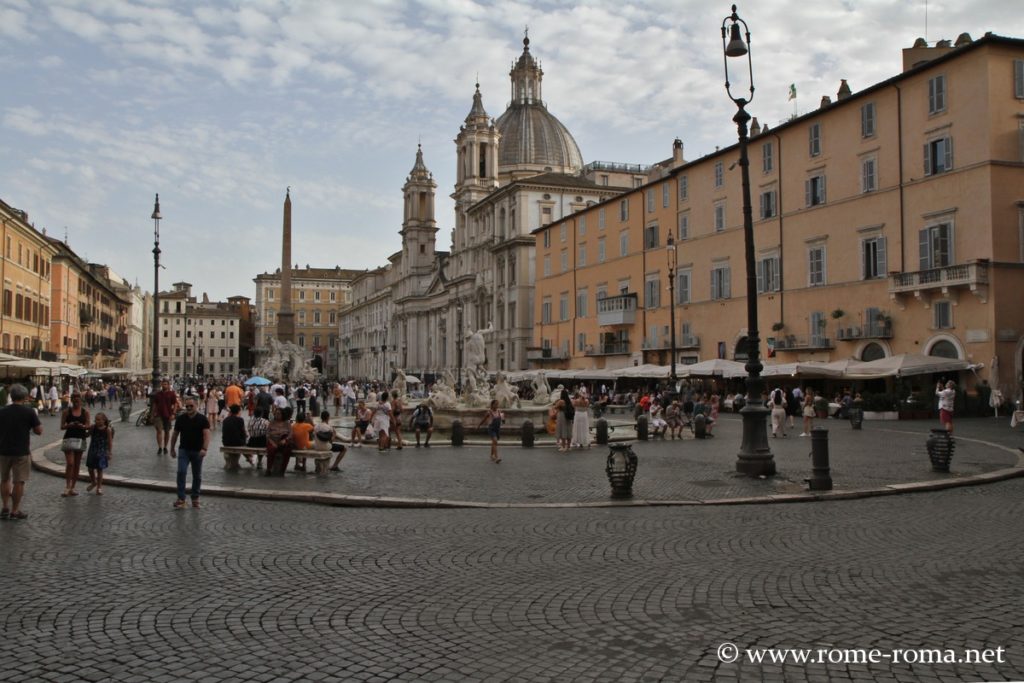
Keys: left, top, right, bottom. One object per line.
{"left": 36, "top": 411, "right": 1024, "bottom": 504}
{"left": 1, "top": 459, "right": 1022, "bottom": 682}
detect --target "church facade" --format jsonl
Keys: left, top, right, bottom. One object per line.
{"left": 339, "top": 37, "right": 628, "bottom": 380}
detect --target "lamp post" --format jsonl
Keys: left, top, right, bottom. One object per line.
{"left": 722, "top": 4, "right": 775, "bottom": 477}
{"left": 150, "top": 195, "right": 161, "bottom": 395}
{"left": 455, "top": 302, "right": 463, "bottom": 395}
{"left": 380, "top": 327, "right": 387, "bottom": 386}
{"left": 666, "top": 234, "right": 678, "bottom": 392}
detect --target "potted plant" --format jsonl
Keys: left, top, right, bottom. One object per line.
{"left": 831, "top": 309, "right": 845, "bottom": 320}
{"left": 813, "top": 394, "right": 829, "bottom": 419}
{"left": 771, "top": 321, "right": 785, "bottom": 332}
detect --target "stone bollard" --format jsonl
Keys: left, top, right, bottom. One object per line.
{"left": 635, "top": 414, "right": 649, "bottom": 441}
{"left": 596, "top": 418, "right": 610, "bottom": 445}
{"left": 849, "top": 403, "right": 864, "bottom": 430}
{"left": 805, "top": 427, "right": 833, "bottom": 491}
{"left": 451, "top": 419, "right": 464, "bottom": 447}
{"left": 693, "top": 413, "right": 707, "bottom": 439}
{"left": 521, "top": 420, "right": 535, "bottom": 448}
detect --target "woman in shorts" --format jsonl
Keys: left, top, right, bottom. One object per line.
{"left": 478, "top": 400, "right": 504, "bottom": 464}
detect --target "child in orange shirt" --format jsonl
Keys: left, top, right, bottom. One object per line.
{"left": 291, "top": 413, "right": 315, "bottom": 472}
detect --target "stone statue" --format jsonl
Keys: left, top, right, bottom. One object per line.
{"left": 427, "top": 376, "right": 457, "bottom": 409}
{"left": 464, "top": 322, "right": 492, "bottom": 374}
{"left": 493, "top": 372, "right": 520, "bottom": 409}
{"left": 393, "top": 368, "right": 408, "bottom": 399}
{"left": 531, "top": 371, "right": 551, "bottom": 405}
{"left": 257, "top": 337, "right": 320, "bottom": 384}
{"left": 550, "top": 383, "right": 565, "bottom": 404}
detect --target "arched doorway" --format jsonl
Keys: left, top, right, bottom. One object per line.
{"left": 861, "top": 342, "right": 886, "bottom": 362}
{"left": 734, "top": 336, "right": 749, "bottom": 361}
{"left": 929, "top": 339, "right": 960, "bottom": 359}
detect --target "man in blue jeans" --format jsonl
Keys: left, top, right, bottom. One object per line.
{"left": 169, "top": 397, "right": 211, "bottom": 509}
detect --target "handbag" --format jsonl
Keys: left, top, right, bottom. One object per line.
{"left": 62, "top": 437, "right": 86, "bottom": 452}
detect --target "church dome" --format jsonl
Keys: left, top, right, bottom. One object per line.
{"left": 493, "top": 36, "right": 584, "bottom": 174}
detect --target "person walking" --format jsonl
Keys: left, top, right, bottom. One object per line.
{"left": 800, "top": 391, "right": 816, "bottom": 436}
{"left": 0, "top": 384, "right": 43, "bottom": 521}
{"left": 151, "top": 379, "right": 179, "bottom": 455}
{"left": 769, "top": 386, "right": 788, "bottom": 438}
{"left": 85, "top": 412, "right": 113, "bottom": 495}
{"left": 477, "top": 399, "right": 504, "bottom": 464}
{"left": 205, "top": 386, "right": 221, "bottom": 431}
{"left": 554, "top": 388, "right": 574, "bottom": 452}
{"left": 169, "top": 398, "right": 211, "bottom": 509}
{"left": 60, "top": 394, "right": 90, "bottom": 497}
{"left": 936, "top": 380, "right": 957, "bottom": 436}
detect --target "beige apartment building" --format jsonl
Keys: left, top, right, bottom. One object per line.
{"left": 533, "top": 33, "right": 1024, "bottom": 397}
{"left": 253, "top": 266, "right": 361, "bottom": 376}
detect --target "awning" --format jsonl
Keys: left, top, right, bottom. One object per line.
{"left": 844, "top": 353, "right": 969, "bottom": 378}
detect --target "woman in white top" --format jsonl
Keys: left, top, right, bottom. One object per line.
{"left": 570, "top": 393, "right": 591, "bottom": 448}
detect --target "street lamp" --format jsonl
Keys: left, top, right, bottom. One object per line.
{"left": 380, "top": 327, "right": 387, "bottom": 386}
{"left": 722, "top": 4, "right": 775, "bottom": 477}
{"left": 150, "top": 194, "right": 161, "bottom": 395}
{"left": 666, "top": 234, "right": 678, "bottom": 392}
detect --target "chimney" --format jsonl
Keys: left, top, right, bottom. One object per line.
{"left": 672, "top": 138, "right": 684, "bottom": 163}
{"left": 820, "top": 95, "right": 832, "bottom": 109}
{"left": 954, "top": 32, "right": 973, "bottom": 47}
{"left": 837, "top": 79, "right": 852, "bottom": 101}
{"left": 903, "top": 37, "right": 957, "bottom": 71}
{"left": 750, "top": 117, "right": 761, "bottom": 136}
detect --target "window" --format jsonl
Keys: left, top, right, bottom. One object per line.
{"left": 329, "top": 311, "right": 336, "bottom": 324}
{"left": 679, "top": 175, "right": 688, "bottom": 200}
{"left": 677, "top": 212, "right": 689, "bottom": 240}
{"left": 617, "top": 278, "right": 630, "bottom": 294}
{"left": 543, "top": 255, "right": 551, "bottom": 277}
{"left": 710, "top": 265, "right": 731, "bottom": 300}
{"left": 560, "top": 250, "right": 568, "bottom": 273}
{"left": 619, "top": 199, "right": 629, "bottom": 221}
{"left": 861, "top": 157, "right": 877, "bottom": 192}
{"left": 756, "top": 256, "right": 780, "bottom": 293}
{"left": 928, "top": 75, "right": 946, "bottom": 114}
{"left": 919, "top": 223, "right": 953, "bottom": 270}
{"left": 934, "top": 301, "right": 953, "bottom": 329}
{"left": 598, "top": 237, "right": 606, "bottom": 263}
{"left": 298, "top": 335, "right": 305, "bottom": 347}
{"left": 805, "top": 174, "right": 826, "bottom": 206}
{"left": 543, "top": 230, "right": 551, "bottom": 248}
{"left": 619, "top": 231, "right": 629, "bottom": 257}
{"left": 559, "top": 223, "right": 567, "bottom": 242}
{"left": 677, "top": 269, "right": 691, "bottom": 304}
{"left": 600, "top": 174, "right": 609, "bottom": 186}
{"left": 541, "top": 298, "right": 552, "bottom": 324}
{"left": 862, "top": 236, "right": 887, "bottom": 279}
{"left": 809, "top": 123, "right": 821, "bottom": 157}
{"left": 298, "top": 290, "right": 305, "bottom": 301}
{"left": 924, "top": 137, "right": 953, "bottom": 175}
{"left": 762, "top": 141, "right": 773, "bottom": 173}
{"left": 861, "top": 102, "right": 876, "bottom": 137}
{"left": 1016, "top": 60, "right": 1024, "bottom": 98}
{"left": 598, "top": 208, "right": 606, "bottom": 230}
{"left": 714, "top": 162, "right": 723, "bottom": 188}
{"left": 714, "top": 204, "right": 725, "bottom": 232}
{"left": 578, "top": 216, "right": 586, "bottom": 235}
{"left": 330, "top": 291, "right": 336, "bottom": 302}
{"left": 646, "top": 189, "right": 655, "bottom": 213}
{"left": 810, "top": 311, "right": 827, "bottom": 344}
{"left": 577, "top": 244, "right": 587, "bottom": 267}
{"left": 644, "top": 275, "right": 661, "bottom": 309}
{"left": 644, "top": 223, "right": 659, "bottom": 249}
{"left": 759, "top": 190, "right": 776, "bottom": 219}
{"left": 559, "top": 292, "right": 569, "bottom": 321}
{"left": 314, "top": 290, "right": 321, "bottom": 302}
{"left": 314, "top": 311, "right": 321, "bottom": 325}
{"left": 577, "top": 288, "right": 588, "bottom": 318}
{"left": 808, "top": 245, "right": 827, "bottom": 286}
{"left": 662, "top": 183, "right": 670, "bottom": 208}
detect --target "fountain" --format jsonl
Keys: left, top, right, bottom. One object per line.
{"left": 255, "top": 338, "right": 321, "bottom": 385}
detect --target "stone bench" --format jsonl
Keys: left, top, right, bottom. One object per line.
{"left": 220, "top": 446, "right": 334, "bottom": 475}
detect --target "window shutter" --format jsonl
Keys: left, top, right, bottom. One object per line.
{"left": 944, "top": 137, "right": 953, "bottom": 171}
{"left": 923, "top": 142, "right": 932, "bottom": 176}
{"left": 877, "top": 237, "right": 887, "bottom": 276}
{"left": 805, "top": 179, "right": 812, "bottom": 206}
{"left": 756, "top": 260, "right": 764, "bottom": 293}
{"left": 919, "top": 228, "right": 931, "bottom": 270}
{"left": 759, "top": 192, "right": 765, "bottom": 218}
{"left": 724, "top": 269, "right": 731, "bottom": 298}
{"left": 861, "top": 240, "right": 869, "bottom": 280}
{"left": 928, "top": 77, "right": 936, "bottom": 112}
{"left": 1016, "top": 60, "right": 1024, "bottom": 98}
{"left": 820, "top": 176, "right": 827, "bottom": 203}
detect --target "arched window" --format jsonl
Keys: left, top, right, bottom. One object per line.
{"left": 734, "top": 336, "right": 750, "bottom": 361}
{"left": 929, "top": 339, "right": 959, "bottom": 359}
{"left": 861, "top": 342, "right": 886, "bottom": 361}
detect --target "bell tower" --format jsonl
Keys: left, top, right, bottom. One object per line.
{"left": 452, "top": 83, "right": 500, "bottom": 253}
{"left": 401, "top": 144, "right": 438, "bottom": 273}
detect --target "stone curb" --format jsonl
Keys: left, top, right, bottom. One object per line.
{"left": 31, "top": 436, "right": 1024, "bottom": 509}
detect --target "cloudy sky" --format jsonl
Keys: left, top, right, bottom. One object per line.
{"left": 1, "top": 0, "right": 1020, "bottom": 301}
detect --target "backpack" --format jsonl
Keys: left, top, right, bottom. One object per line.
{"left": 296, "top": 387, "right": 307, "bottom": 399}
{"left": 772, "top": 390, "right": 783, "bottom": 406}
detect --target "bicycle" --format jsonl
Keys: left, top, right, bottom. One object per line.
{"left": 136, "top": 406, "right": 153, "bottom": 427}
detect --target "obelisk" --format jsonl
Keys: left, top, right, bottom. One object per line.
{"left": 276, "top": 188, "right": 295, "bottom": 344}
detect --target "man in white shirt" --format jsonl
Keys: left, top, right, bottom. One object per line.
{"left": 936, "top": 381, "right": 956, "bottom": 435}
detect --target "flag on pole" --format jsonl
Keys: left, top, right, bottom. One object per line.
{"left": 788, "top": 84, "right": 797, "bottom": 101}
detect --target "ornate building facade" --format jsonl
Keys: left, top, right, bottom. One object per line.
{"left": 339, "top": 37, "right": 626, "bottom": 380}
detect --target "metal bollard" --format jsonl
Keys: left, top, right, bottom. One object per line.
{"left": 521, "top": 420, "right": 535, "bottom": 448}
{"left": 451, "top": 419, "right": 464, "bottom": 447}
{"left": 805, "top": 427, "right": 833, "bottom": 491}
{"left": 596, "top": 418, "right": 610, "bottom": 445}
{"left": 926, "top": 428, "right": 955, "bottom": 472}
{"left": 693, "top": 413, "right": 706, "bottom": 439}
{"left": 849, "top": 405, "right": 864, "bottom": 430}
{"left": 635, "top": 414, "right": 649, "bottom": 441}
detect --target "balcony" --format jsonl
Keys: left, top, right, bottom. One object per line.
{"left": 774, "top": 335, "right": 834, "bottom": 351}
{"left": 836, "top": 322, "right": 893, "bottom": 341}
{"left": 680, "top": 334, "right": 700, "bottom": 349}
{"left": 597, "top": 293, "right": 638, "bottom": 326}
{"left": 642, "top": 334, "right": 700, "bottom": 350}
{"left": 585, "top": 340, "right": 631, "bottom": 356}
{"left": 527, "top": 347, "right": 568, "bottom": 362}
{"left": 889, "top": 261, "right": 989, "bottom": 305}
